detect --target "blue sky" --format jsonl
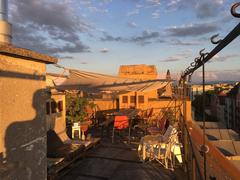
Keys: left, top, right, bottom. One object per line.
{"left": 9, "top": 0, "right": 240, "bottom": 82}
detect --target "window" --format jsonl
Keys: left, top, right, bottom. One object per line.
{"left": 46, "top": 102, "right": 50, "bottom": 115}
{"left": 51, "top": 101, "right": 57, "bottom": 113}
{"left": 138, "top": 95, "right": 144, "bottom": 104}
{"left": 58, "top": 101, "right": 63, "bottom": 112}
{"left": 122, "top": 96, "right": 128, "bottom": 103}
{"left": 130, "top": 96, "right": 136, "bottom": 103}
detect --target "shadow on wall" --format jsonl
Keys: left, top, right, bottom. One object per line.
{"left": 1, "top": 89, "right": 48, "bottom": 180}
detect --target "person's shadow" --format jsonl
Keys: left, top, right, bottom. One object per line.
{"left": 2, "top": 89, "right": 49, "bottom": 180}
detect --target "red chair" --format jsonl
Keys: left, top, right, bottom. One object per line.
{"left": 147, "top": 117, "right": 167, "bottom": 135}
{"left": 112, "top": 116, "right": 130, "bottom": 143}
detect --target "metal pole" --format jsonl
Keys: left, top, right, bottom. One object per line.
{"left": 182, "top": 79, "right": 188, "bottom": 173}
{"left": 175, "top": 97, "right": 177, "bottom": 122}
{"left": 192, "top": 156, "right": 196, "bottom": 180}
{"left": 202, "top": 63, "right": 207, "bottom": 180}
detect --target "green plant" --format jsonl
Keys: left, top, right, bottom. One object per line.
{"left": 66, "top": 94, "right": 94, "bottom": 124}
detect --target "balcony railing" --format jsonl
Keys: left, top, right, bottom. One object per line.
{"left": 177, "top": 2, "right": 240, "bottom": 180}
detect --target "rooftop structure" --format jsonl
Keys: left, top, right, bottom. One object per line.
{"left": 118, "top": 64, "right": 157, "bottom": 80}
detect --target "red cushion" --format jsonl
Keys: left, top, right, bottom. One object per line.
{"left": 114, "top": 116, "right": 129, "bottom": 129}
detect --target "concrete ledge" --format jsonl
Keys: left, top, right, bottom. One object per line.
{"left": 0, "top": 44, "right": 58, "bottom": 64}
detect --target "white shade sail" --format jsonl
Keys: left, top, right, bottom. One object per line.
{"left": 56, "top": 69, "right": 170, "bottom": 92}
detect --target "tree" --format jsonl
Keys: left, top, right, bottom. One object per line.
{"left": 66, "top": 94, "right": 95, "bottom": 124}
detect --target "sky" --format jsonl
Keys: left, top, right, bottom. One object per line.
{"left": 8, "top": 0, "right": 240, "bottom": 82}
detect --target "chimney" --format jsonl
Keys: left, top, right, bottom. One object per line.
{"left": 0, "top": 0, "right": 11, "bottom": 44}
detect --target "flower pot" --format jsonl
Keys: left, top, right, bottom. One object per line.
{"left": 80, "top": 122, "right": 89, "bottom": 140}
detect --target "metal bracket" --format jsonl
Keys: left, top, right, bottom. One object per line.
{"left": 211, "top": 34, "right": 222, "bottom": 44}
{"left": 231, "top": 2, "right": 240, "bottom": 18}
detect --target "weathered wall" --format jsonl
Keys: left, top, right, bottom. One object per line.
{"left": 93, "top": 99, "right": 116, "bottom": 111}
{"left": 0, "top": 54, "right": 47, "bottom": 179}
{"left": 46, "top": 93, "right": 68, "bottom": 142}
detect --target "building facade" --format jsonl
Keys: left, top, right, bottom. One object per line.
{"left": 117, "top": 64, "right": 172, "bottom": 110}
{"left": 225, "top": 83, "right": 240, "bottom": 133}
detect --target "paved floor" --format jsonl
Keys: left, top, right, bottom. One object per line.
{"left": 60, "top": 133, "right": 187, "bottom": 180}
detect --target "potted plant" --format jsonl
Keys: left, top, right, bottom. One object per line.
{"left": 66, "top": 93, "right": 96, "bottom": 139}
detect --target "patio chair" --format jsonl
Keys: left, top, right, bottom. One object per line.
{"left": 138, "top": 125, "right": 175, "bottom": 161}
{"left": 146, "top": 116, "right": 168, "bottom": 135}
{"left": 133, "top": 108, "right": 155, "bottom": 135}
{"left": 155, "top": 132, "right": 178, "bottom": 170}
{"left": 112, "top": 115, "right": 130, "bottom": 143}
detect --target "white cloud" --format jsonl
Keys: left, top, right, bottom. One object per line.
{"left": 100, "top": 48, "right": 109, "bottom": 53}
{"left": 127, "top": 9, "right": 140, "bottom": 16}
{"left": 146, "top": 0, "right": 161, "bottom": 6}
{"left": 152, "top": 10, "right": 160, "bottom": 19}
{"left": 127, "top": 21, "right": 137, "bottom": 28}
{"left": 192, "top": 69, "right": 240, "bottom": 82}
{"left": 212, "top": 54, "right": 239, "bottom": 62}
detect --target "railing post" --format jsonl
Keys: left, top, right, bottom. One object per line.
{"left": 192, "top": 156, "right": 196, "bottom": 180}
{"left": 201, "top": 58, "right": 208, "bottom": 180}
{"left": 182, "top": 78, "right": 189, "bottom": 173}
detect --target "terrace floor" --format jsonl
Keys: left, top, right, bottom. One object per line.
{"left": 60, "top": 128, "right": 187, "bottom": 180}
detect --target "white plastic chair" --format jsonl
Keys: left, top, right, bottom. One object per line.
{"left": 138, "top": 125, "right": 175, "bottom": 161}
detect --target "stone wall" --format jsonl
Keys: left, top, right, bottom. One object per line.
{"left": 0, "top": 54, "right": 48, "bottom": 179}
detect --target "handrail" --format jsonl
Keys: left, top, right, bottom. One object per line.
{"left": 183, "top": 118, "right": 204, "bottom": 180}
{"left": 179, "top": 3, "right": 240, "bottom": 179}
{"left": 185, "top": 120, "right": 240, "bottom": 180}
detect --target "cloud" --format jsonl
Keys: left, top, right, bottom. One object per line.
{"left": 160, "top": 56, "right": 184, "bottom": 62}
{"left": 88, "top": 6, "right": 108, "bottom": 13}
{"left": 152, "top": 10, "right": 160, "bottom": 19}
{"left": 171, "top": 39, "right": 200, "bottom": 46}
{"left": 127, "top": 9, "right": 139, "bottom": 16}
{"left": 80, "top": 61, "right": 88, "bottom": 64}
{"left": 100, "top": 30, "right": 161, "bottom": 45}
{"left": 165, "top": 22, "right": 219, "bottom": 37}
{"left": 192, "top": 69, "right": 240, "bottom": 82}
{"left": 127, "top": 22, "right": 137, "bottom": 28}
{"left": 100, "top": 48, "right": 109, "bottom": 53}
{"left": 212, "top": 54, "right": 239, "bottom": 62}
{"left": 195, "top": 2, "right": 217, "bottom": 19}
{"left": 100, "top": 34, "right": 125, "bottom": 42}
{"left": 101, "top": 0, "right": 112, "bottom": 4}
{"left": 79, "top": 0, "right": 92, "bottom": 5}
{"left": 146, "top": 0, "right": 161, "bottom": 6}
{"left": 167, "top": 0, "right": 181, "bottom": 7}
{"left": 130, "top": 30, "right": 160, "bottom": 43}
{"left": 9, "top": 0, "right": 91, "bottom": 56}
{"left": 160, "top": 49, "right": 192, "bottom": 62}
{"left": 166, "top": 0, "right": 227, "bottom": 19}
{"left": 57, "top": 56, "right": 73, "bottom": 59}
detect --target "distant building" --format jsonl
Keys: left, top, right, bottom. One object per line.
{"left": 225, "top": 83, "right": 240, "bottom": 132}
{"left": 191, "top": 84, "right": 214, "bottom": 100}
{"left": 118, "top": 64, "right": 157, "bottom": 80}
{"left": 216, "top": 91, "right": 227, "bottom": 124}
{"left": 117, "top": 65, "right": 173, "bottom": 110}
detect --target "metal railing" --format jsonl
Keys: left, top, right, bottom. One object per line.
{"left": 178, "top": 2, "right": 240, "bottom": 180}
